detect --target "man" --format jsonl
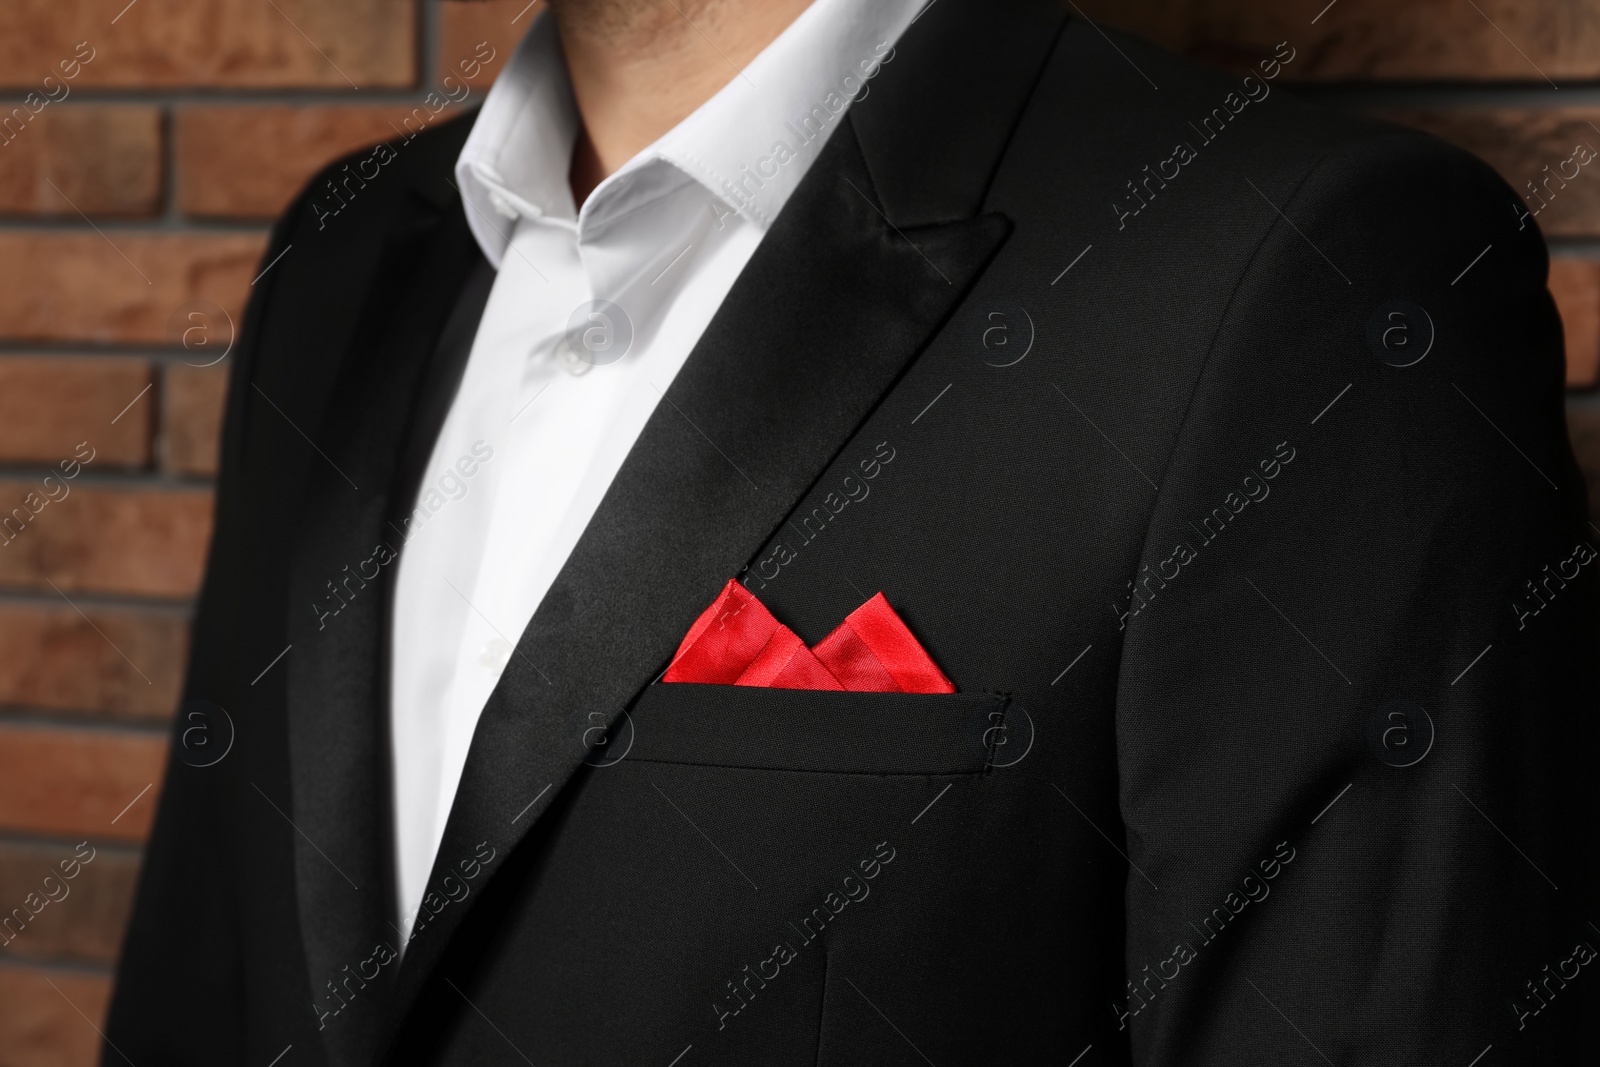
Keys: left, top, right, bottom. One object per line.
{"left": 106, "top": 0, "right": 1598, "bottom": 1063}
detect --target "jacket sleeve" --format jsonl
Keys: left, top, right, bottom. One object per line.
{"left": 1117, "top": 130, "right": 1599, "bottom": 1064}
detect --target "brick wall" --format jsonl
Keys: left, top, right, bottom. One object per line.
{"left": 0, "top": 1, "right": 1596, "bottom": 1063}
{"left": 0, "top": 3, "right": 534, "bottom": 1063}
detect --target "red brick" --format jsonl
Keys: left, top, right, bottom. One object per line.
{"left": 1569, "top": 401, "right": 1600, "bottom": 521}
{"left": 162, "top": 364, "right": 228, "bottom": 476}
{"left": 0, "top": 106, "right": 161, "bottom": 218}
{"left": 0, "top": 964, "right": 111, "bottom": 1067}
{"left": 0, "top": 483, "right": 213, "bottom": 599}
{"left": 1073, "top": 0, "right": 1600, "bottom": 81}
{"left": 0, "top": 232, "right": 266, "bottom": 345}
{"left": 1550, "top": 259, "right": 1600, "bottom": 389}
{"left": 176, "top": 105, "right": 458, "bottom": 219}
{"left": 0, "top": 602, "right": 186, "bottom": 721}
{"left": 437, "top": 0, "right": 536, "bottom": 86}
{"left": 0, "top": 358, "right": 153, "bottom": 468}
{"left": 0, "top": 725, "right": 165, "bottom": 843}
{"left": 0, "top": 841, "right": 138, "bottom": 966}
{"left": 1381, "top": 108, "right": 1600, "bottom": 238}
{"left": 0, "top": 0, "right": 416, "bottom": 90}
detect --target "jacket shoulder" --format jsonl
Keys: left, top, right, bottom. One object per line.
{"left": 1005, "top": 20, "right": 1511, "bottom": 229}
{"left": 274, "top": 105, "right": 480, "bottom": 250}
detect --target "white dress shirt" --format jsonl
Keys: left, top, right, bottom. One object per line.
{"left": 388, "top": 0, "right": 927, "bottom": 937}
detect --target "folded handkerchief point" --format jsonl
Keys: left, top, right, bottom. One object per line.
{"left": 814, "top": 592, "right": 955, "bottom": 695}
{"left": 662, "top": 579, "right": 779, "bottom": 685}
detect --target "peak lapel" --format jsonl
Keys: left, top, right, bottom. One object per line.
{"left": 285, "top": 185, "right": 486, "bottom": 1067}
{"left": 376, "top": 116, "right": 1010, "bottom": 1049}
{"left": 851, "top": 0, "right": 1067, "bottom": 227}
{"left": 375, "top": 1, "right": 1070, "bottom": 1049}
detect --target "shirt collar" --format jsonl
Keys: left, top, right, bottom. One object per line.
{"left": 455, "top": 0, "right": 927, "bottom": 268}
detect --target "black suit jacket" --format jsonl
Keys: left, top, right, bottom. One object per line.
{"left": 106, "top": 2, "right": 1598, "bottom": 1064}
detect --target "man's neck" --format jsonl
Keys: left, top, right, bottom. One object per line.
{"left": 551, "top": 0, "right": 816, "bottom": 205}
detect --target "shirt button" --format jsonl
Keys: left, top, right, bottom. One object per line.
{"left": 488, "top": 190, "right": 517, "bottom": 219}
{"left": 559, "top": 343, "right": 592, "bottom": 377}
{"left": 479, "top": 638, "right": 513, "bottom": 672}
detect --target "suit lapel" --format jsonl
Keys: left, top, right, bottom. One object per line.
{"left": 284, "top": 184, "right": 486, "bottom": 1067}
{"left": 375, "top": 0, "right": 1068, "bottom": 1050}
{"left": 377, "top": 123, "right": 1009, "bottom": 1049}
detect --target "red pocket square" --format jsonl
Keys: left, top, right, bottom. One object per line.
{"left": 663, "top": 580, "right": 953, "bottom": 694}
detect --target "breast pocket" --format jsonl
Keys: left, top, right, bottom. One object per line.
{"left": 623, "top": 682, "right": 1012, "bottom": 777}
{"left": 466, "top": 683, "right": 1033, "bottom": 1065}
